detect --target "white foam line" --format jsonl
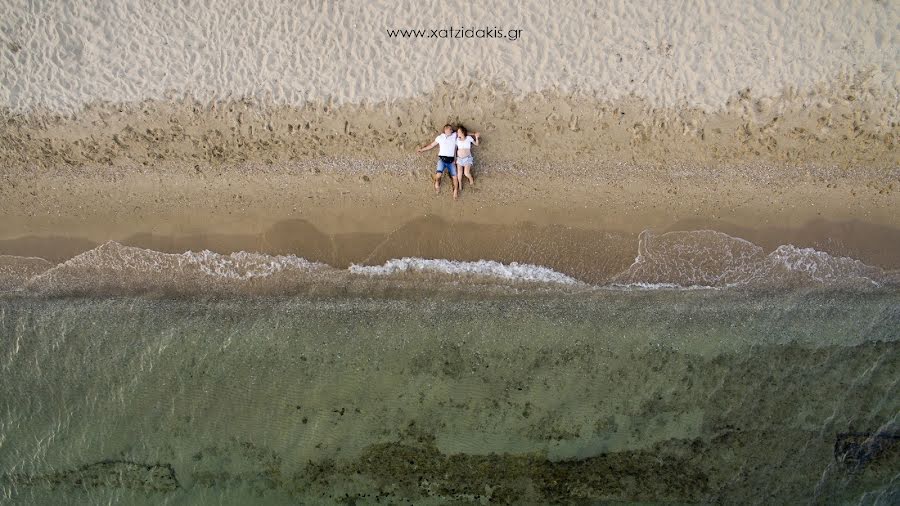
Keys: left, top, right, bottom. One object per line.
{"left": 184, "top": 249, "right": 328, "bottom": 280}
{"left": 24, "top": 241, "right": 330, "bottom": 284}
{"left": 0, "top": 255, "right": 53, "bottom": 262}
{"left": 9, "top": 236, "right": 889, "bottom": 293}
{"left": 349, "top": 258, "right": 582, "bottom": 285}
{"left": 604, "top": 283, "right": 722, "bottom": 291}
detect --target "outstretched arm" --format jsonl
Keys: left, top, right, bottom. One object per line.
{"left": 472, "top": 132, "right": 480, "bottom": 146}
{"left": 416, "top": 140, "right": 439, "bottom": 153}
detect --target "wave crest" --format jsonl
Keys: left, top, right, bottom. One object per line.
{"left": 613, "top": 231, "right": 886, "bottom": 288}
{"left": 22, "top": 241, "right": 329, "bottom": 295}
{"left": 349, "top": 258, "right": 582, "bottom": 285}
{"left": 0, "top": 231, "right": 893, "bottom": 296}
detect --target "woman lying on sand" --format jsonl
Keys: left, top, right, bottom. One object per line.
{"left": 455, "top": 126, "right": 479, "bottom": 191}
{"left": 416, "top": 124, "right": 480, "bottom": 199}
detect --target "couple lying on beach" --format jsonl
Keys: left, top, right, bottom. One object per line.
{"left": 416, "top": 124, "right": 480, "bottom": 199}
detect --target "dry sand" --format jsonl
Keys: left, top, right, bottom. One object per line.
{"left": 2, "top": 0, "right": 897, "bottom": 113}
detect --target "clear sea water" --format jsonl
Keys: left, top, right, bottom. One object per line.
{"left": 0, "top": 233, "right": 898, "bottom": 504}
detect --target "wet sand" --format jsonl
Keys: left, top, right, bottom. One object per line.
{"left": 1, "top": 160, "right": 898, "bottom": 278}
{"left": 2, "top": 80, "right": 897, "bottom": 275}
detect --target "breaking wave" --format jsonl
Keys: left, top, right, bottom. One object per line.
{"left": 0, "top": 255, "right": 54, "bottom": 292}
{"left": 349, "top": 258, "right": 582, "bottom": 285}
{"left": 19, "top": 241, "right": 331, "bottom": 295}
{"left": 0, "top": 230, "right": 895, "bottom": 296}
{"left": 612, "top": 230, "right": 888, "bottom": 289}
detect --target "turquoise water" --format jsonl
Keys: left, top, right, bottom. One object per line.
{"left": 1, "top": 289, "right": 898, "bottom": 504}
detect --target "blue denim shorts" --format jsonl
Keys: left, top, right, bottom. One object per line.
{"left": 436, "top": 158, "right": 457, "bottom": 177}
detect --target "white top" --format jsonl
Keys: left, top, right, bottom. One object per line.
{"left": 435, "top": 133, "right": 457, "bottom": 157}
{"left": 456, "top": 135, "right": 475, "bottom": 150}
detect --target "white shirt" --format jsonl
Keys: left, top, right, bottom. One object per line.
{"left": 456, "top": 135, "right": 475, "bottom": 150}
{"left": 435, "top": 133, "right": 457, "bottom": 157}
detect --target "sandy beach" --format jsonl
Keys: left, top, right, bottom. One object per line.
{"left": 1, "top": 160, "right": 899, "bottom": 280}
{"left": 1, "top": 0, "right": 898, "bottom": 275}
{"left": 1, "top": 1, "right": 898, "bottom": 504}
{"left": 0, "top": 88, "right": 898, "bottom": 279}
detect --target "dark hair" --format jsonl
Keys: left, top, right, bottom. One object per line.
{"left": 443, "top": 124, "right": 453, "bottom": 131}
{"left": 456, "top": 125, "right": 468, "bottom": 136}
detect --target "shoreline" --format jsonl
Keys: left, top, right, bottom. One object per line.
{"left": 1, "top": 84, "right": 897, "bottom": 286}
{"left": 3, "top": 81, "right": 896, "bottom": 277}
{"left": 1, "top": 161, "right": 898, "bottom": 279}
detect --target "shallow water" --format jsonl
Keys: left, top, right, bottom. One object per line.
{"left": 0, "top": 288, "right": 898, "bottom": 504}
{"left": 2, "top": 228, "right": 897, "bottom": 297}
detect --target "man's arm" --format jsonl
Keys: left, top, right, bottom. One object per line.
{"left": 416, "top": 139, "right": 439, "bottom": 153}
{"left": 472, "top": 132, "right": 480, "bottom": 146}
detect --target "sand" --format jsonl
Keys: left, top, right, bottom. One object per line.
{"left": 1, "top": 161, "right": 898, "bottom": 281}
{"left": 2, "top": 2, "right": 900, "bottom": 504}
{"left": 1, "top": 82, "right": 898, "bottom": 170}
{"left": 0, "top": 0, "right": 898, "bottom": 271}
{"left": 2, "top": 0, "right": 897, "bottom": 114}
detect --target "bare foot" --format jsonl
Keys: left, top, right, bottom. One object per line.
{"left": 434, "top": 180, "right": 440, "bottom": 194}
{"left": 453, "top": 188, "right": 459, "bottom": 200}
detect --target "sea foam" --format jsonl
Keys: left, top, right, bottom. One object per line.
{"left": 0, "top": 231, "right": 893, "bottom": 296}
{"left": 20, "top": 241, "right": 330, "bottom": 295}
{"left": 349, "top": 258, "right": 582, "bottom": 285}
{"left": 613, "top": 230, "right": 886, "bottom": 288}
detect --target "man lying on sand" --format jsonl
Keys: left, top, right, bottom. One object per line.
{"left": 416, "top": 124, "right": 480, "bottom": 199}
{"left": 416, "top": 124, "right": 460, "bottom": 199}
